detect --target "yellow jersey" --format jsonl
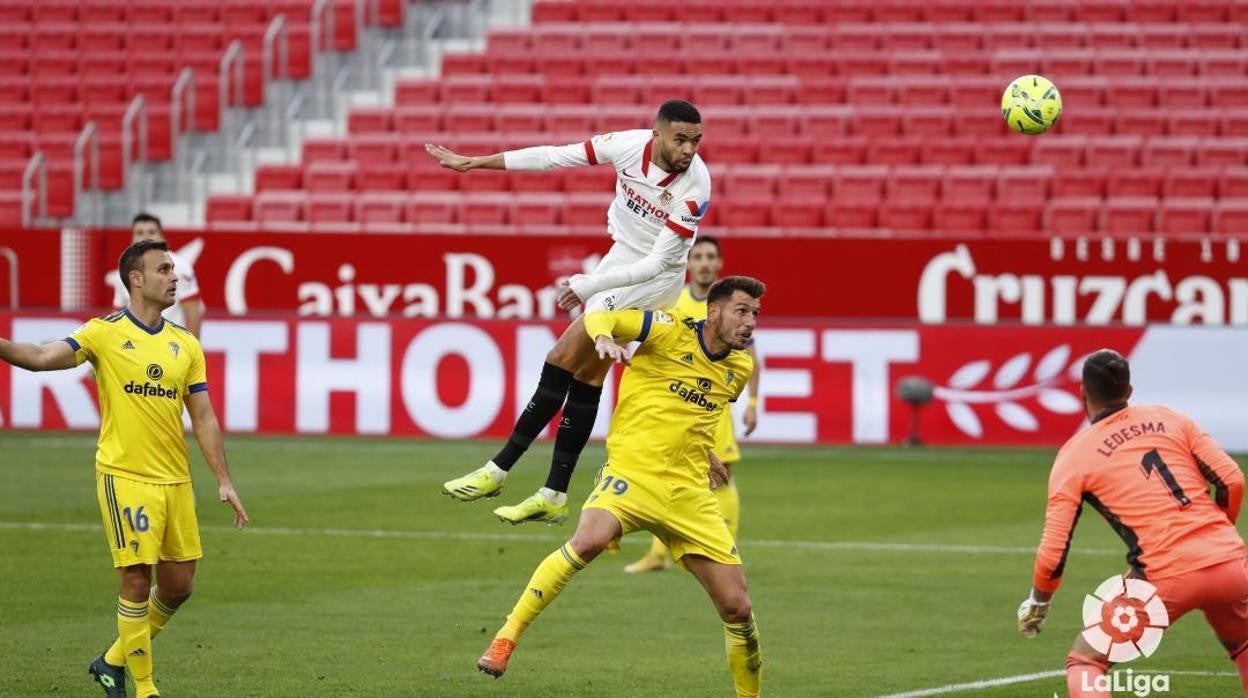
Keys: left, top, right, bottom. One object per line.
{"left": 673, "top": 286, "right": 708, "bottom": 320}
{"left": 66, "top": 309, "right": 207, "bottom": 484}
{"left": 585, "top": 308, "right": 753, "bottom": 487}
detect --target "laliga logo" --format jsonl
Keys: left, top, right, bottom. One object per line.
{"left": 1081, "top": 575, "right": 1170, "bottom": 662}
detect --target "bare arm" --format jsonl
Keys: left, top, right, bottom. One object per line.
{"left": 424, "top": 144, "right": 505, "bottom": 172}
{"left": 743, "top": 344, "right": 760, "bottom": 436}
{"left": 186, "top": 391, "right": 249, "bottom": 528}
{"left": 0, "top": 338, "right": 79, "bottom": 372}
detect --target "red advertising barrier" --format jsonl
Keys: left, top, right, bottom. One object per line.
{"left": 4, "top": 313, "right": 1245, "bottom": 450}
{"left": 8, "top": 227, "right": 1244, "bottom": 325}
{"left": 2, "top": 231, "right": 1248, "bottom": 327}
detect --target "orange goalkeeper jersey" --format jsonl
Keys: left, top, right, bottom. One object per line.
{"left": 1033, "top": 403, "right": 1245, "bottom": 594}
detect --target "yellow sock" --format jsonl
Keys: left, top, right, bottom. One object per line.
{"left": 724, "top": 613, "right": 762, "bottom": 698}
{"left": 715, "top": 477, "right": 741, "bottom": 539}
{"left": 646, "top": 534, "right": 669, "bottom": 560}
{"left": 115, "top": 597, "right": 153, "bottom": 683}
{"left": 105, "top": 588, "right": 177, "bottom": 665}
{"left": 496, "top": 543, "right": 586, "bottom": 642}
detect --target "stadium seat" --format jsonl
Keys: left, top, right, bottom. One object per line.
{"left": 1162, "top": 170, "right": 1218, "bottom": 199}
{"left": 1101, "top": 197, "right": 1159, "bottom": 235}
{"left": 989, "top": 202, "right": 1044, "bottom": 235}
{"left": 1044, "top": 198, "right": 1101, "bottom": 234}
{"left": 1156, "top": 198, "right": 1214, "bottom": 235}
{"left": 1214, "top": 201, "right": 1248, "bottom": 236}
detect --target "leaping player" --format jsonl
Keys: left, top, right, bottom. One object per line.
{"left": 428, "top": 100, "right": 712, "bottom": 526}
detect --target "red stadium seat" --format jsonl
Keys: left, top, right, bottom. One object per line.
{"left": 1101, "top": 197, "right": 1158, "bottom": 235}
{"left": 942, "top": 166, "right": 996, "bottom": 204}
{"left": 206, "top": 195, "right": 252, "bottom": 223}
{"left": 1214, "top": 201, "right": 1248, "bottom": 236}
{"left": 832, "top": 166, "right": 887, "bottom": 203}
{"left": 1162, "top": 170, "right": 1218, "bottom": 199}
{"left": 887, "top": 166, "right": 943, "bottom": 204}
{"left": 997, "top": 166, "right": 1054, "bottom": 203}
{"left": 307, "top": 193, "right": 355, "bottom": 224}
{"left": 357, "top": 163, "right": 408, "bottom": 191}
{"left": 879, "top": 202, "right": 933, "bottom": 231}
{"left": 771, "top": 199, "right": 823, "bottom": 228}
{"left": 825, "top": 201, "right": 878, "bottom": 229}
{"left": 1044, "top": 198, "right": 1100, "bottom": 234}
{"left": 933, "top": 202, "right": 988, "bottom": 233}
{"left": 1156, "top": 198, "right": 1214, "bottom": 235}
{"left": 304, "top": 162, "right": 356, "bottom": 192}
{"left": 254, "top": 164, "right": 302, "bottom": 191}
{"left": 406, "top": 192, "right": 458, "bottom": 224}
{"left": 1050, "top": 168, "right": 1108, "bottom": 199}
{"left": 254, "top": 192, "right": 306, "bottom": 223}
{"left": 989, "top": 202, "right": 1044, "bottom": 235}
{"left": 1220, "top": 168, "right": 1248, "bottom": 199}
{"left": 1107, "top": 168, "right": 1163, "bottom": 198}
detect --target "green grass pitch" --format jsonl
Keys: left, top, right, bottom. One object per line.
{"left": 0, "top": 433, "right": 1243, "bottom": 696}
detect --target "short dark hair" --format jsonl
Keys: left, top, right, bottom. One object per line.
{"left": 131, "top": 212, "right": 162, "bottom": 230}
{"left": 691, "top": 235, "right": 720, "bottom": 253}
{"left": 656, "top": 100, "right": 701, "bottom": 125}
{"left": 1082, "top": 349, "right": 1131, "bottom": 404}
{"left": 118, "top": 239, "right": 169, "bottom": 292}
{"left": 707, "top": 276, "right": 765, "bottom": 305}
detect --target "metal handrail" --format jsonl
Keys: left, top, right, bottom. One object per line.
{"left": 121, "top": 95, "right": 148, "bottom": 182}
{"left": 263, "top": 14, "right": 290, "bottom": 142}
{"left": 73, "top": 122, "right": 100, "bottom": 225}
{"left": 310, "top": 0, "right": 335, "bottom": 62}
{"left": 310, "top": 0, "right": 336, "bottom": 113}
{"left": 263, "top": 15, "right": 289, "bottom": 84}
{"left": 171, "top": 67, "right": 195, "bottom": 141}
{"left": 171, "top": 67, "right": 195, "bottom": 197}
{"left": 219, "top": 39, "right": 244, "bottom": 148}
{"left": 20, "top": 152, "right": 46, "bottom": 227}
{"left": 0, "top": 247, "right": 16, "bottom": 309}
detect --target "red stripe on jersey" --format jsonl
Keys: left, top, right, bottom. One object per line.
{"left": 657, "top": 171, "right": 679, "bottom": 187}
{"left": 685, "top": 200, "right": 700, "bottom": 215}
{"left": 641, "top": 140, "right": 652, "bottom": 177}
{"left": 665, "top": 219, "right": 695, "bottom": 238}
{"left": 583, "top": 140, "right": 597, "bottom": 166}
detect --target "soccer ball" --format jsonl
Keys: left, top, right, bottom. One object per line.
{"left": 1001, "top": 75, "right": 1062, "bottom": 135}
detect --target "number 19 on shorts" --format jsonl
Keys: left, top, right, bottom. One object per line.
{"left": 599, "top": 475, "right": 629, "bottom": 495}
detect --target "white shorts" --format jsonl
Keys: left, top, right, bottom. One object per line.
{"left": 583, "top": 242, "right": 686, "bottom": 313}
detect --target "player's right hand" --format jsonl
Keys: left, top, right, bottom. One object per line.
{"left": 708, "top": 451, "right": 729, "bottom": 489}
{"left": 594, "top": 336, "right": 630, "bottom": 365}
{"left": 424, "top": 143, "right": 475, "bottom": 172}
{"left": 219, "top": 483, "right": 250, "bottom": 529}
{"left": 1016, "top": 592, "right": 1050, "bottom": 638}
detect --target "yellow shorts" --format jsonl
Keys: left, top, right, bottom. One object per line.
{"left": 584, "top": 464, "right": 740, "bottom": 566}
{"left": 714, "top": 407, "right": 741, "bottom": 464}
{"left": 96, "top": 472, "right": 202, "bottom": 568}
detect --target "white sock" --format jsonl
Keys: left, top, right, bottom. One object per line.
{"left": 539, "top": 487, "right": 568, "bottom": 506}
{"left": 485, "top": 461, "right": 507, "bottom": 482}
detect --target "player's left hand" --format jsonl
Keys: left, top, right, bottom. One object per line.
{"left": 708, "top": 451, "right": 729, "bottom": 489}
{"left": 743, "top": 405, "right": 758, "bottom": 436}
{"left": 594, "top": 336, "right": 630, "bottom": 365}
{"left": 1016, "top": 591, "right": 1050, "bottom": 638}
{"left": 557, "top": 280, "right": 583, "bottom": 312}
{"left": 219, "top": 483, "right": 250, "bottom": 529}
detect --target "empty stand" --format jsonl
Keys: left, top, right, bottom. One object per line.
{"left": 203, "top": 0, "right": 1248, "bottom": 238}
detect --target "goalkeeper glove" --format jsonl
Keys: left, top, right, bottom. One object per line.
{"left": 1017, "top": 590, "right": 1050, "bottom": 638}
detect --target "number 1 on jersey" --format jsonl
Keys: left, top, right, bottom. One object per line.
{"left": 1140, "top": 449, "right": 1192, "bottom": 508}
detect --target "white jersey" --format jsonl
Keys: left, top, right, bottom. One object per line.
{"left": 109, "top": 250, "right": 202, "bottom": 329}
{"left": 503, "top": 129, "right": 712, "bottom": 302}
